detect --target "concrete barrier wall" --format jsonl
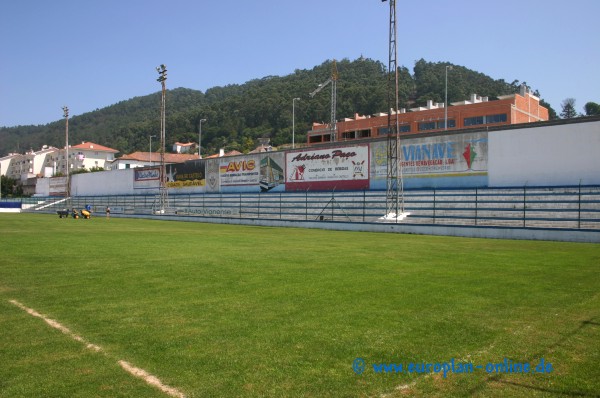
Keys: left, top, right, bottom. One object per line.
{"left": 71, "top": 168, "right": 134, "bottom": 196}
{"left": 489, "top": 119, "right": 600, "bottom": 187}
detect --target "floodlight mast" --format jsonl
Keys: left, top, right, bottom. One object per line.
{"left": 381, "top": 0, "right": 406, "bottom": 222}
{"left": 156, "top": 64, "right": 169, "bottom": 213}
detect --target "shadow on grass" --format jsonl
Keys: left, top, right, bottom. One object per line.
{"left": 493, "top": 379, "right": 600, "bottom": 397}
{"left": 467, "top": 317, "right": 599, "bottom": 397}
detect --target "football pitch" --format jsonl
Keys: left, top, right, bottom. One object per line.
{"left": 1, "top": 213, "right": 598, "bottom": 397}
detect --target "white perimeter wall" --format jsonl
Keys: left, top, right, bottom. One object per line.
{"left": 489, "top": 120, "right": 600, "bottom": 187}
{"left": 71, "top": 169, "right": 134, "bottom": 196}
{"left": 63, "top": 119, "right": 600, "bottom": 196}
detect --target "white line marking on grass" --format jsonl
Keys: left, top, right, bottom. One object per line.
{"left": 8, "top": 299, "right": 103, "bottom": 353}
{"left": 9, "top": 299, "right": 185, "bottom": 398}
{"left": 119, "top": 360, "right": 186, "bottom": 398}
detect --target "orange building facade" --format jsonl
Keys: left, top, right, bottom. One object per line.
{"left": 307, "top": 87, "right": 549, "bottom": 144}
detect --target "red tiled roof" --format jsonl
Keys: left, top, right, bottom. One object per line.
{"left": 71, "top": 141, "right": 119, "bottom": 153}
{"left": 117, "top": 152, "right": 199, "bottom": 163}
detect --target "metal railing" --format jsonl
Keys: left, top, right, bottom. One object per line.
{"left": 19, "top": 185, "right": 600, "bottom": 230}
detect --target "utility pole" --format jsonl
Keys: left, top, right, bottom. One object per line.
{"left": 198, "top": 118, "right": 207, "bottom": 159}
{"left": 156, "top": 64, "right": 168, "bottom": 213}
{"left": 445, "top": 65, "right": 453, "bottom": 130}
{"left": 62, "top": 106, "right": 70, "bottom": 199}
{"left": 292, "top": 98, "right": 300, "bottom": 149}
{"left": 149, "top": 135, "right": 156, "bottom": 165}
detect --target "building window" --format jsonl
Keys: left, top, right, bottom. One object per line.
{"left": 486, "top": 114, "right": 507, "bottom": 124}
{"left": 437, "top": 120, "right": 455, "bottom": 129}
{"left": 464, "top": 114, "right": 506, "bottom": 126}
{"left": 418, "top": 121, "right": 437, "bottom": 131}
{"left": 379, "top": 125, "right": 411, "bottom": 134}
{"left": 342, "top": 131, "right": 355, "bottom": 140}
{"left": 464, "top": 116, "right": 484, "bottom": 126}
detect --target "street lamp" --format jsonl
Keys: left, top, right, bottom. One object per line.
{"left": 62, "top": 106, "right": 69, "bottom": 197}
{"left": 292, "top": 98, "right": 300, "bottom": 149}
{"left": 149, "top": 135, "right": 156, "bottom": 165}
{"left": 198, "top": 118, "right": 207, "bottom": 159}
{"left": 445, "top": 65, "right": 453, "bottom": 130}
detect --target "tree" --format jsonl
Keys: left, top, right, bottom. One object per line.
{"left": 560, "top": 98, "right": 578, "bottom": 119}
{"left": 584, "top": 102, "right": 600, "bottom": 116}
{"left": 1, "top": 175, "right": 23, "bottom": 197}
{"left": 540, "top": 99, "right": 558, "bottom": 120}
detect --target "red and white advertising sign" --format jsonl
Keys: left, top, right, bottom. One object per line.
{"left": 285, "top": 145, "right": 369, "bottom": 191}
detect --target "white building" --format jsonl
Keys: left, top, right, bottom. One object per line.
{"left": 67, "top": 141, "right": 119, "bottom": 171}
{"left": 173, "top": 142, "right": 195, "bottom": 154}
{"left": 1, "top": 146, "right": 58, "bottom": 180}
{"left": 0, "top": 153, "right": 21, "bottom": 179}
{"left": 0, "top": 142, "right": 119, "bottom": 180}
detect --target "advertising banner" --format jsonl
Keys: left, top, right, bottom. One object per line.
{"left": 49, "top": 176, "right": 68, "bottom": 196}
{"left": 286, "top": 145, "right": 370, "bottom": 191}
{"left": 259, "top": 152, "right": 285, "bottom": 192}
{"left": 166, "top": 160, "right": 205, "bottom": 193}
{"left": 133, "top": 167, "right": 160, "bottom": 190}
{"left": 219, "top": 155, "right": 260, "bottom": 187}
{"left": 205, "top": 159, "right": 220, "bottom": 193}
{"left": 370, "top": 131, "right": 488, "bottom": 189}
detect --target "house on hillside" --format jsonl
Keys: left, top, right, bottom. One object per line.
{"left": 67, "top": 142, "right": 119, "bottom": 171}
{"left": 173, "top": 142, "right": 196, "bottom": 154}
{"left": 249, "top": 138, "right": 276, "bottom": 154}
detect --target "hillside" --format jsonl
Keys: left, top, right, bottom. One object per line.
{"left": 0, "top": 58, "right": 554, "bottom": 157}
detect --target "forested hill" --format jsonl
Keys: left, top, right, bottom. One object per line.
{"left": 0, "top": 58, "right": 554, "bottom": 157}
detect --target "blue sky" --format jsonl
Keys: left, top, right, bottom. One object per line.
{"left": 1, "top": 0, "right": 599, "bottom": 127}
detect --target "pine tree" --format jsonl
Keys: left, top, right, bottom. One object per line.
{"left": 560, "top": 98, "right": 578, "bottom": 119}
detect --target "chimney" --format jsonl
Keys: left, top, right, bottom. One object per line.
{"left": 219, "top": 148, "right": 225, "bottom": 157}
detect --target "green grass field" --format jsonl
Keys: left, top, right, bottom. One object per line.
{"left": 0, "top": 213, "right": 599, "bottom": 397}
